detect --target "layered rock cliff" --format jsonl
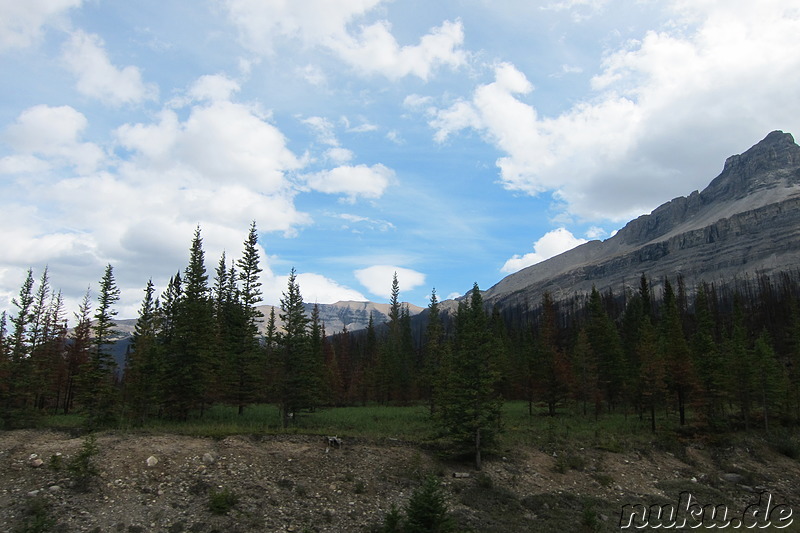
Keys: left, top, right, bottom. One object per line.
{"left": 482, "top": 131, "right": 800, "bottom": 309}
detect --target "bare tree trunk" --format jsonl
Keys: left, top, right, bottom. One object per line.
{"left": 475, "top": 428, "right": 482, "bottom": 471}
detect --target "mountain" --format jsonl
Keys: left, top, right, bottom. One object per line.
{"left": 255, "top": 300, "right": 425, "bottom": 335}
{"left": 480, "top": 130, "right": 800, "bottom": 310}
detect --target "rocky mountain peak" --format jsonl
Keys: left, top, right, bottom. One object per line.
{"left": 615, "top": 131, "right": 800, "bottom": 247}
{"left": 704, "top": 130, "right": 800, "bottom": 202}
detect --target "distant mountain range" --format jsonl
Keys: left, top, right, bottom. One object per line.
{"left": 110, "top": 130, "right": 800, "bottom": 338}
{"left": 475, "top": 130, "right": 800, "bottom": 311}
{"left": 254, "top": 300, "right": 425, "bottom": 335}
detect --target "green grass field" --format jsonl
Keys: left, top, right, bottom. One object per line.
{"left": 40, "top": 401, "right": 670, "bottom": 452}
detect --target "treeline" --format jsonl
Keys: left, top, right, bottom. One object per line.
{"left": 2, "top": 223, "right": 800, "bottom": 445}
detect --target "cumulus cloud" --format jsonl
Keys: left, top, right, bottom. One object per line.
{"left": 304, "top": 164, "right": 393, "bottom": 202}
{"left": 3, "top": 104, "right": 105, "bottom": 173}
{"left": 428, "top": 1, "right": 800, "bottom": 222}
{"left": 501, "top": 228, "right": 587, "bottom": 274}
{"left": 264, "top": 272, "right": 367, "bottom": 305}
{"left": 62, "top": 30, "right": 158, "bottom": 106}
{"left": 221, "top": 0, "right": 465, "bottom": 80}
{"left": 188, "top": 74, "right": 241, "bottom": 102}
{"left": 354, "top": 265, "right": 426, "bottom": 299}
{"left": 0, "top": 0, "right": 82, "bottom": 51}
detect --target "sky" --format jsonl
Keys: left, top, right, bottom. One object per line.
{"left": 1, "top": 0, "right": 800, "bottom": 320}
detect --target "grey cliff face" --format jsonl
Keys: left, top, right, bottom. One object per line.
{"left": 483, "top": 131, "right": 800, "bottom": 309}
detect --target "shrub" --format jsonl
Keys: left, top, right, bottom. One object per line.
{"left": 15, "top": 495, "right": 55, "bottom": 533}
{"left": 403, "top": 476, "right": 455, "bottom": 533}
{"left": 67, "top": 434, "right": 99, "bottom": 491}
{"left": 208, "top": 487, "right": 239, "bottom": 515}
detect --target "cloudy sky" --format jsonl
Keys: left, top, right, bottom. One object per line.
{"left": 1, "top": 0, "right": 799, "bottom": 319}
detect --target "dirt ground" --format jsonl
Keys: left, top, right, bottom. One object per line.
{"left": 1, "top": 429, "right": 799, "bottom": 532}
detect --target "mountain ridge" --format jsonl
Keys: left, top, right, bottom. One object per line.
{"left": 479, "top": 131, "right": 800, "bottom": 310}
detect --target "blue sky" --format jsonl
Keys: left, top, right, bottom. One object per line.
{"left": 2, "top": 0, "right": 800, "bottom": 319}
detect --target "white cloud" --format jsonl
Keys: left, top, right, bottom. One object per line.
{"left": 188, "top": 74, "right": 241, "bottom": 102}
{"left": 303, "top": 116, "right": 339, "bottom": 146}
{"left": 4, "top": 104, "right": 105, "bottom": 173}
{"left": 428, "top": 1, "right": 800, "bottom": 222}
{"left": 0, "top": 0, "right": 81, "bottom": 51}
{"left": 354, "top": 265, "right": 426, "bottom": 299}
{"left": 501, "top": 228, "right": 587, "bottom": 274}
{"left": 221, "top": 0, "right": 466, "bottom": 80}
{"left": 62, "top": 30, "right": 158, "bottom": 106}
{"left": 304, "top": 164, "right": 393, "bottom": 201}
{"left": 337, "top": 213, "right": 395, "bottom": 232}
{"left": 265, "top": 272, "right": 367, "bottom": 305}
{"left": 325, "top": 147, "right": 354, "bottom": 164}
{"left": 585, "top": 226, "right": 607, "bottom": 240}
{"left": 327, "top": 19, "right": 466, "bottom": 80}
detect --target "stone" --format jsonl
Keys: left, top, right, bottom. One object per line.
{"left": 201, "top": 452, "right": 216, "bottom": 465}
{"left": 146, "top": 456, "right": 159, "bottom": 467}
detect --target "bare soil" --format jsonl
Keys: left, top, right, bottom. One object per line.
{"left": 1, "top": 429, "right": 799, "bottom": 532}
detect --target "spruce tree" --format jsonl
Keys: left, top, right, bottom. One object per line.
{"left": 660, "top": 278, "right": 695, "bottom": 425}
{"left": 536, "top": 292, "right": 571, "bottom": 416}
{"left": 82, "top": 264, "right": 121, "bottom": 428}
{"left": 168, "top": 227, "right": 214, "bottom": 419}
{"left": 438, "top": 283, "right": 503, "bottom": 470}
{"left": 277, "top": 268, "right": 317, "bottom": 426}
{"left": 125, "top": 279, "right": 162, "bottom": 423}
{"left": 64, "top": 290, "right": 91, "bottom": 415}
{"left": 586, "top": 287, "right": 625, "bottom": 412}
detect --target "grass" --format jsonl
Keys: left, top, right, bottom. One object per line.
{"left": 38, "top": 401, "right": 715, "bottom": 452}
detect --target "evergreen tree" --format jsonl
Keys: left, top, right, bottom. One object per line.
{"left": 753, "top": 330, "right": 788, "bottom": 433}
{"left": 63, "top": 290, "right": 92, "bottom": 415}
{"left": 638, "top": 317, "right": 666, "bottom": 432}
{"left": 660, "top": 278, "right": 695, "bottom": 425}
{"left": 727, "top": 295, "right": 754, "bottom": 430}
{"left": 571, "top": 327, "right": 599, "bottom": 417}
{"left": 421, "top": 289, "right": 445, "bottom": 415}
{"left": 691, "top": 284, "right": 726, "bottom": 428}
{"left": 81, "top": 264, "right": 121, "bottom": 428}
{"left": 167, "top": 227, "right": 215, "bottom": 419}
{"left": 535, "top": 292, "right": 571, "bottom": 416}
{"left": 276, "top": 268, "right": 318, "bottom": 426}
{"left": 403, "top": 476, "right": 455, "bottom": 533}
{"left": 438, "top": 283, "right": 503, "bottom": 470}
{"left": 586, "top": 287, "right": 625, "bottom": 412}
{"left": 125, "top": 279, "right": 162, "bottom": 423}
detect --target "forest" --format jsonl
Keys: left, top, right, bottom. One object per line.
{"left": 2, "top": 222, "right": 800, "bottom": 466}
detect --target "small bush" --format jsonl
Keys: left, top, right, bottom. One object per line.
{"left": 48, "top": 453, "right": 63, "bottom": 471}
{"left": 592, "top": 473, "right": 614, "bottom": 487}
{"left": 208, "top": 487, "right": 239, "bottom": 515}
{"left": 354, "top": 480, "right": 367, "bottom": 494}
{"left": 15, "top": 496, "right": 55, "bottom": 533}
{"left": 377, "top": 476, "right": 455, "bottom": 533}
{"left": 67, "top": 434, "right": 99, "bottom": 491}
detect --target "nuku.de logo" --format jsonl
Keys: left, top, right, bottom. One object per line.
{"left": 619, "top": 491, "right": 793, "bottom": 529}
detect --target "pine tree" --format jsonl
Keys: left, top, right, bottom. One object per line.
{"left": 63, "top": 290, "right": 91, "bottom": 415}
{"left": 81, "top": 264, "right": 121, "bottom": 428}
{"left": 535, "top": 292, "right": 571, "bottom": 416}
{"left": 586, "top": 287, "right": 625, "bottom": 412}
{"left": 753, "top": 330, "right": 788, "bottom": 433}
{"left": 638, "top": 317, "right": 666, "bottom": 432}
{"left": 125, "top": 279, "right": 162, "bottom": 423}
{"left": 660, "top": 278, "right": 695, "bottom": 425}
{"left": 571, "top": 327, "right": 599, "bottom": 417}
{"left": 167, "top": 227, "right": 215, "bottom": 419}
{"left": 276, "top": 268, "right": 318, "bottom": 426}
{"left": 421, "top": 289, "right": 445, "bottom": 415}
{"left": 692, "top": 284, "right": 726, "bottom": 428}
{"left": 438, "top": 283, "right": 503, "bottom": 470}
